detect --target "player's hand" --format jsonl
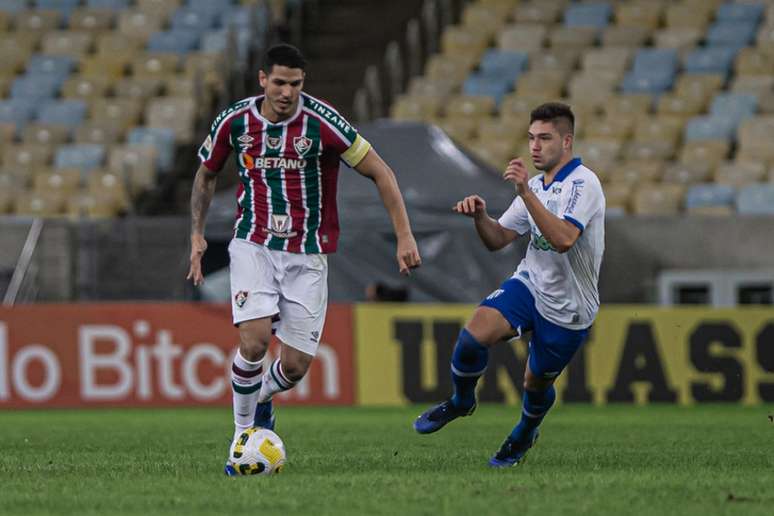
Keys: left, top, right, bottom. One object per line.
{"left": 187, "top": 233, "right": 207, "bottom": 286}
{"left": 396, "top": 234, "right": 421, "bottom": 276}
{"left": 503, "top": 158, "right": 530, "bottom": 196}
{"left": 453, "top": 195, "right": 487, "bottom": 219}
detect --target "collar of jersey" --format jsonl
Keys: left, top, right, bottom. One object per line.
{"left": 249, "top": 94, "right": 304, "bottom": 126}
{"left": 541, "top": 157, "right": 582, "bottom": 191}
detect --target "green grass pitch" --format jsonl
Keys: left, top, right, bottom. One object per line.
{"left": 1, "top": 405, "right": 772, "bottom": 516}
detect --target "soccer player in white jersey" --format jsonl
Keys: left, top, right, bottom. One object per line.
{"left": 186, "top": 44, "right": 422, "bottom": 475}
{"left": 414, "top": 102, "right": 605, "bottom": 467}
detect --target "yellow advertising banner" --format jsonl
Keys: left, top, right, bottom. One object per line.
{"left": 355, "top": 305, "right": 774, "bottom": 406}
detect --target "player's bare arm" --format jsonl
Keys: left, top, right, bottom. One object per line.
{"left": 453, "top": 195, "right": 518, "bottom": 251}
{"left": 187, "top": 164, "right": 219, "bottom": 285}
{"left": 504, "top": 158, "right": 580, "bottom": 253}
{"left": 354, "top": 148, "right": 422, "bottom": 275}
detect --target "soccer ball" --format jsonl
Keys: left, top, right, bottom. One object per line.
{"left": 228, "top": 427, "right": 286, "bottom": 475}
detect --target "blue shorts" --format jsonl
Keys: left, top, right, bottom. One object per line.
{"left": 479, "top": 277, "right": 589, "bottom": 379}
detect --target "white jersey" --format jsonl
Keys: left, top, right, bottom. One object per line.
{"left": 498, "top": 158, "right": 605, "bottom": 330}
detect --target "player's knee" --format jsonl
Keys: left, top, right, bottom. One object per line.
{"left": 238, "top": 331, "right": 270, "bottom": 361}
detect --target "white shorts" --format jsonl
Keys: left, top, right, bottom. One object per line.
{"left": 228, "top": 238, "right": 328, "bottom": 356}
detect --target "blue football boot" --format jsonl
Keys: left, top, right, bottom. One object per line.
{"left": 413, "top": 399, "right": 476, "bottom": 434}
{"left": 488, "top": 429, "right": 540, "bottom": 468}
{"left": 253, "top": 400, "right": 276, "bottom": 430}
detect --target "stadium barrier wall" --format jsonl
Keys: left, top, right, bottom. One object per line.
{"left": 2, "top": 304, "right": 773, "bottom": 408}
{"left": 0, "top": 304, "right": 354, "bottom": 408}
{"left": 355, "top": 305, "right": 774, "bottom": 406}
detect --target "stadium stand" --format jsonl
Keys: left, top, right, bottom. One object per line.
{"left": 388, "top": 0, "right": 774, "bottom": 215}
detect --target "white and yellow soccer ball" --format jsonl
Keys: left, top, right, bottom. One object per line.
{"left": 228, "top": 427, "right": 286, "bottom": 475}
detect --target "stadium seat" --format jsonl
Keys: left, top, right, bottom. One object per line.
{"left": 472, "top": 138, "right": 517, "bottom": 171}
{"left": 2, "top": 143, "right": 54, "bottom": 171}
{"left": 0, "top": 99, "right": 36, "bottom": 130}
{"left": 201, "top": 30, "right": 229, "bottom": 54}
{"left": 87, "top": 0, "right": 130, "bottom": 10}
{"left": 37, "top": 99, "right": 88, "bottom": 129}
{"left": 479, "top": 49, "right": 528, "bottom": 79}
{"left": 107, "top": 144, "right": 159, "bottom": 195}
{"left": 513, "top": 1, "right": 563, "bottom": 24}
{"left": 603, "top": 182, "right": 631, "bottom": 215}
{"left": 674, "top": 74, "right": 725, "bottom": 103}
{"left": 127, "top": 127, "right": 175, "bottom": 172}
{"left": 679, "top": 140, "right": 730, "bottom": 166}
{"left": 497, "top": 23, "right": 548, "bottom": 52}
{"left": 633, "top": 117, "right": 682, "bottom": 145}
{"left": 0, "top": 0, "right": 27, "bottom": 14}
{"left": 80, "top": 55, "right": 130, "bottom": 79}
{"left": 684, "top": 116, "right": 738, "bottom": 141}
{"left": 684, "top": 183, "right": 735, "bottom": 215}
{"left": 735, "top": 48, "right": 774, "bottom": 76}
{"left": 706, "top": 21, "right": 758, "bottom": 47}
{"left": 462, "top": 74, "right": 512, "bottom": 105}
{"left": 14, "top": 9, "right": 62, "bottom": 33}
{"left": 445, "top": 95, "right": 497, "bottom": 119}
{"left": 569, "top": 72, "right": 621, "bottom": 110}
{"left": 0, "top": 45, "right": 29, "bottom": 79}
{"left": 33, "top": 168, "right": 82, "bottom": 196}
{"left": 113, "top": 77, "right": 164, "bottom": 102}
{"left": 632, "top": 184, "right": 684, "bottom": 215}
{"left": 564, "top": 2, "right": 611, "bottom": 29}
{"left": 147, "top": 30, "right": 201, "bottom": 54}
{"left": 715, "top": 2, "right": 764, "bottom": 24}
{"left": 601, "top": 26, "right": 651, "bottom": 48}
{"left": 500, "top": 94, "right": 554, "bottom": 118}
{"left": 66, "top": 190, "right": 126, "bottom": 219}
{"left": 14, "top": 190, "right": 66, "bottom": 217}
{"left": 736, "top": 184, "right": 774, "bottom": 215}
{"left": 528, "top": 49, "right": 580, "bottom": 72}
{"left": 632, "top": 48, "right": 678, "bottom": 75}
{"left": 657, "top": 94, "right": 705, "bottom": 118}
{"left": 131, "top": 53, "right": 180, "bottom": 78}
{"left": 731, "top": 75, "right": 773, "bottom": 98}
{"left": 653, "top": 28, "right": 702, "bottom": 52}
{"left": 516, "top": 70, "right": 566, "bottom": 98}
{"left": 461, "top": 2, "right": 508, "bottom": 37}
{"left": 575, "top": 139, "right": 623, "bottom": 164}
{"left": 54, "top": 144, "right": 105, "bottom": 171}
{"left": 74, "top": 122, "right": 123, "bottom": 145}
{"left": 10, "top": 76, "right": 62, "bottom": 102}
{"left": 437, "top": 116, "right": 478, "bottom": 145}
{"left": 662, "top": 162, "right": 713, "bottom": 185}
{"left": 583, "top": 116, "right": 634, "bottom": 141}
{"left": 609, "top": 160, "right": 664, "bottom": 185}
{"left": 118, "top": 10, "right": 164, "bottom": 43}
{"left": 61, "top": 76, "right": 113, "bottom": 100}
{"left": 614, "top": 1, "right": 663, "bottom": 29}
{"left": 683, "top": 47, "right": 738, "bottom": 76}
{"left": 69, "top": 8, "right": 115, "bottom": 33}
{"left": 96, "top": 33, "right": 144, "bottom": 57}
{"left": 709, "top": 93, "right": 757, "bottom": 125}
{"left": 145, "top": 96, "right": 196, "bottom": 143}
{"left": 26, "top": 54, "right": 76, "bottom": 77}
{"left": 425, "top": 54, "right": 476, "bottom": 85}
{"left": 441, "top": 25, "right": 491, "bottom": 59}
{"left": 621, "top": 71, "right": 675, "bottom": 95}
{"left": 90, "top": 98, "right": 143, "bottom": 134}
{"left": 582, "top": 47, "right": 631, "bottom": 73}
{"left": 602, "top": 94, "right": 653, "bottom": 118}
{"left": 86, "top": 169, "right": 130, "bottom": 210}
{"left": 625, "top": 140, "right": 676, "bottom": 161}
{"left": 390, "top": 94, "right": 442, "bottom": 122}
{"left": 42, "top": 31, "right": 93, "bottom": 58}
{"left": 714, "top": 160, "right": 766, "bottom": 187}
{"left": 548, "top": 27, "right": 598, "bottom": 49}
{"left": 737, "top": 116, "right": 774, "bottom": 162}
{"left": 22, "top": 124, "right": 70, "bottom": 146}
{"left": 136, "top": 0, "right": 181, "bottom": 18}
{"left": 665, "top": 3, "right": 712, "bottom": 30}
{"left": 477, "top": 116, "right": 528, "bottom": 147}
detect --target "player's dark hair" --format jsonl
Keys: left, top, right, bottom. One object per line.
{"left": 262, "top": 43, "right": 307, "bottom": 73}
{"left": 530, "top": 102, "right": 575, "bottom": 135}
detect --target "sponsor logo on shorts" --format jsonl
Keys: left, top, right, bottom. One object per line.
{"left": 310, "top": 330, "right": 320, "bottom": 342}
{"left": 234, "top": 291, "right": 248, "bottom": 308}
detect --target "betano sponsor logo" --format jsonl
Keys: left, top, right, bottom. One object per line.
{"left": 241, "top": 154, "right": 307, "bottom": 170}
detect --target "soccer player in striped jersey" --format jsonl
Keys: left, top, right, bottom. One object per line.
{"left": 186, "top": 44, "right": 421, "bottom": 474}
{"left": 414, "top": 103, "right": 605, "bottom": 467}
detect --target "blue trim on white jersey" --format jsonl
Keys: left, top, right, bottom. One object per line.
{"left": 541, "top": 157, "right": 582, "bottom": 191}
{"left": 564, "top": 215, "right": 584, "bottom": 232}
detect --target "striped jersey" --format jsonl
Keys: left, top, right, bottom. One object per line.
{"left": 197, "top": 92, "right": 371, "bottom": 254}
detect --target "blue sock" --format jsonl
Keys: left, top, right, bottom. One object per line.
{"left": 510, "top": 386, "right": 556, "bottom": 442}
{"left": 450, "top": 329, "right": 488, "bottom": 409}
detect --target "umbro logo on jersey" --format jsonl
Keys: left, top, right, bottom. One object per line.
{"left": 237, "top": 134, "right": 254, "bottom": 145}
{"left": 293, "top": 136, "right": 312, "bottom": 156}
{"left": 266, "top": 136, "right": 282, "bottom": 150}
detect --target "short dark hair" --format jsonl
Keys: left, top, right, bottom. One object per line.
{"left": 530, "top": 102, "right": 575, "bottom": 135}
{"left": 262, "top": 43, "right": 307, "bottom": 73}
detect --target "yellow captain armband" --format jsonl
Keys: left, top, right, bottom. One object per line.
{"left": 341, "top": 134, "right": 371, "bottom": 167}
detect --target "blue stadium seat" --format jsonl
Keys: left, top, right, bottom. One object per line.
{"left": 462, "top": 74, "right": 513, "bottom": 105}
{"left": 479, "top": 50, "right": 528, "bottom": 78}
{"left": 709, "top": 93, "right": 757, "bottom": 124}
{"left": 736, "top": 184, "right": 774, "bottom": 215}
{"left": 564, "top": 2, "right": 612, "bottom": 29}
{"left": 0, "top": 99, "right": 36, "bottom": 130}
{"left": 189, "top": 0, "right": 235, "bottom": 10}
{"left": 683, "top": 46, "right": 739, "bottom": 75}
{"left": 148, "top": 30, "right": 201, "bottom": 54}
{"left": 86, "top": 0, "right": 130, "bottom": 9}
{"left": 0, "top": 0, "right": 27, "bottom": 13}
{"left": 222, "top": 6, "right": 257, "bottom": 29}
{"left": 10, "top": 76, "right": 62, "bottom": 102}
{"left": 684, "top": 116, "right": 738, "bottom": 141}
{"left": 685, "top": 183, "right": 736, "bottom": 210}
{"left": 26, "top": 55, "right": 76, "bottom": 77}
{"left": 706, "top": 22, "right": 758, "bottom": 46}
{"left": 172, "top": 8, "right": 220, "bottom": 31}
{"left": 632, "top": 48, "right": 678, "bottom": 75}
{"left": 37, "top": 100, "right": 88, "bottom": 128}
{"left": 716, "top": 2, "right": 764, "bottom": 24}
{"left": 128, "top": 127, "right": 176, "bottom": 172}
{"left": 55, "top": 144, "right": 106, "bottom": 171}
{"left": 621, "top": 69, "right": 675, "bottom": 94}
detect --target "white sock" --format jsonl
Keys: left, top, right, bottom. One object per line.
{"left": 257, "top": 359, "right": 297, "bottom": 403}
{"left": 231, "top": 350, "right": 263, "bottom": 432}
